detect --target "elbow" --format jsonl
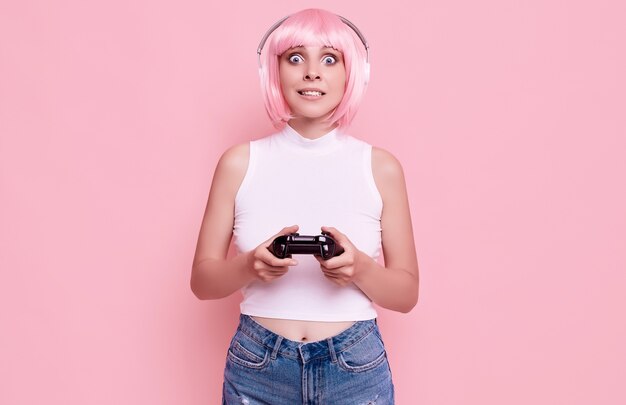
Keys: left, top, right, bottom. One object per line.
{"left": 190, "top": 269, "right": 214, "bottom": 300}
{"left": 382, "top": 292, "right": 418, "bottom": 314}
{"left": 190, "top": 260, "right": 219, "bottom": 300}
{"left": 397, "top": 278, "right": 419, "bottom": 313}
{"left": 399, "top": 296, "right": 418, "bottom": 313}
{"left": 190, "top": 270, "right": 230, "bottom": 300}
{"left": 190, "top": 274, "right": 207, "bottom": 300}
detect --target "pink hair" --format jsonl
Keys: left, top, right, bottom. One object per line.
{"left": 259, "top": 9, "right": 368, "bottom": 129}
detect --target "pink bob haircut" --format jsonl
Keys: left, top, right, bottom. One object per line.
{"left": 259, "top": 9, "right": 369, "bottom": 130}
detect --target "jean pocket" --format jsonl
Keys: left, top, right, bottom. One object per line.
{"left": 227, "top": 333, "right": 270, "bottom": 370}
{"left": 337, "top": 328, "right": 388, "bottom": 373}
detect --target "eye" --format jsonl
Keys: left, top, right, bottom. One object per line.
{"left": 288, "top": 54, "right": 304, "bottom": 63}
{"left": 322, "top": 55, "right": 337, "bottom": 64}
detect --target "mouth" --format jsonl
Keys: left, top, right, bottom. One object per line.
{"left": 297, "top": 90, "right": 325, "bottom": 96}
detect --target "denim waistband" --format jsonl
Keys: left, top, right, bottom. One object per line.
{"left": 235, "top": 314, "right": 378, "bottom": 363}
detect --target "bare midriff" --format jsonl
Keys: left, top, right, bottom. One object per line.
{"left": 251, "top": 316, "right": 356, "bottom": 343}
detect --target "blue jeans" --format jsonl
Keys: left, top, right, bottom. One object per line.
{"left": 222, "top": 314, "right": 395, "bottom": 404}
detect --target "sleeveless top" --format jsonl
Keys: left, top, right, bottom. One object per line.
{"left": 233, "top": 124, "right": 382, "bottom": 321}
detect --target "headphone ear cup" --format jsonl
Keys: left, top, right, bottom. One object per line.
{"left": 363, "top": 62, "right": 370, "bottom": 85}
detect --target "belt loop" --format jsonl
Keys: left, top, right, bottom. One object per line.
{"left": 271, "top": 336, "right": 283, "bottom": 360}
{"left": 327, "top": 337, "right": 338, "bottom": 363}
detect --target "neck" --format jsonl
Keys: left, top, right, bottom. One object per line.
{"left": 287, "top": 118, "right": 339, "bottom": 140}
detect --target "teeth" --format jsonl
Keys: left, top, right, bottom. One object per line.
{"left": 300, "top": 91, "right": 323, "bottom": 96}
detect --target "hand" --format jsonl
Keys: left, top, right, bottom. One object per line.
{"left": 315, "top": 226, "right": 363, "bottom": 287}
{"left": 246, "top": 225, "right": 299, "bottom": 282}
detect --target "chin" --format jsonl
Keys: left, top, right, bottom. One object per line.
{"left": 292, "top": 107, "right": 340, "bottom": 120}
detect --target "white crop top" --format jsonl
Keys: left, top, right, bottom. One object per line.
{"left": 233, "top": 124, "right": 383, "bottom": 321}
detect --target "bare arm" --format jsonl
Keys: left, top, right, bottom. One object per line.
{"left": 190, "top": 143, "right": 299, "bottom": 300}
{"left": 317, "top": 147, "right": 419, "bottom": 312}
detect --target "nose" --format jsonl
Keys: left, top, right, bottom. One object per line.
{"left": 304, "top": 64, "right": 321, "bottom": 80}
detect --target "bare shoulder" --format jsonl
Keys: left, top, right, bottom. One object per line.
{"left": 212, "top": 142, "right": 250, "bottom": 190}
{"left": 218, "top": 142, "right": 250, "bottom": 173}
{"left": 371, "top": 147, "right": 406, "bottom": 196}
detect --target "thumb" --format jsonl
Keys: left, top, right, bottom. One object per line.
{"left": 321, "top": 226, "right": 350, "bottom": 248}
{"left": 265, "top": 225, "right": 299, "bottom": 245}
{"left": 321, "top": 226, "right": 345, "bottom": 242}
{"left": 278, "top": 224, "right": 299, "bottom": 236}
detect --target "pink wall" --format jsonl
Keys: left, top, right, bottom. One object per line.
{"left": 1, "top": 0, "right": 625, "bottom": 403}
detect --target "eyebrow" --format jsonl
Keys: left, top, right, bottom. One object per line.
{"left": 287, "top": 47, "right": 343, "bottom": 57}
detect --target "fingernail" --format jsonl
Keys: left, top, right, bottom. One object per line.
{"left": 291, "top": 260, "right": 298, "bottom": 266}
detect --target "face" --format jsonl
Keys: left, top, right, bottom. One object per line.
{"left": 278, "top": 46, "right": 347, "bottom": 123}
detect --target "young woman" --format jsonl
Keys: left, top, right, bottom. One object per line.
{"left": 191, "top": 8, "right": 419, "bottom": 404}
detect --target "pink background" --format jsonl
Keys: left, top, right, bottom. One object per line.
{"left": 1, "top": 0, "right": 625, "bottom": 404}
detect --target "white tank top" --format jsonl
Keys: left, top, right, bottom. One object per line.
{"left": 233, "top": 124, "right": 382, "bottom": 321}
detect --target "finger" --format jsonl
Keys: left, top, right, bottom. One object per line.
{"left": 262, "top": 225, "right": 299, "bottom": 260}
{"left": 260, "top": 249, "right": 298, "bottom": 267}
{"left": 266, "top": 256, "right": 298, "bottom": 268}
{"left": 319, "top": 254, "right": 350, "bottom": 269}
{"left": 264, "top": 225, "right": 300, "bottom": 246}
{"left": 314, "top": 255, "right": 335, "bottom": 271}
{"left": 321, "top": 226, "right": 344, "bottom": 239}
{"left": 321, "top": 271, "right": 347, "bottom": 285}
{"left": 277, "top": 224, "right": 300, "bottom": 237}
{"left": 263, "top": 224, "right": 300, "bottom": 246}
{"left": 320, "top": 268, "right": 338, "bottom": 278}
{"left": 260, "top": 272, "right": 283, "bottom": 282}
{"left": 272, "top": 258, "right": 298, "bottom": 268}
{"left": 259, "top": 263, "right": 290, "bottom": 277}
{"left": 255, "top": 247, "right": 297, "bottom": 268}
{"left": 321, "top": 226, "right": 349, "bottom": 250}
{"left": 319, "top": 262, "right": 344, "bottom": 277}
{"left": 314, "top": 250, "right": 345, "bottom": 269}
{"left": 267, "top": 266, "right": 289, "bottom": 275}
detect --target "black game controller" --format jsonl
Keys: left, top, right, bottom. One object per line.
{"left": 271, "top": 232, "right": 344, "bottom": 260}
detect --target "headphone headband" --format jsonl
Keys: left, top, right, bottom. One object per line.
{"left": 256, "top": 14, "right": 370, "bottom": 69}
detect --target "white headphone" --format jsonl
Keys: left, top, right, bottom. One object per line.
{"left": 256, "top": 14, "right": 371, "bottom": 85}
